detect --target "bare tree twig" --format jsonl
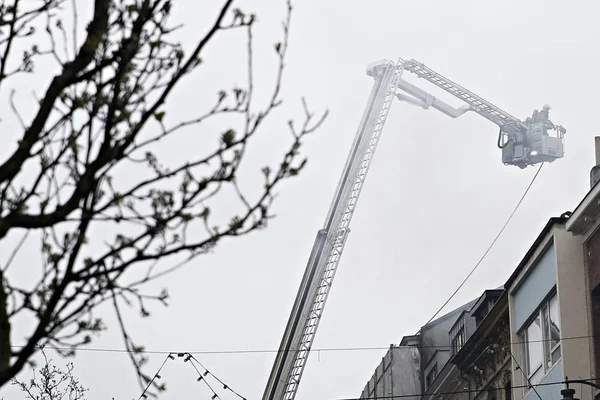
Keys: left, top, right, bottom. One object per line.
{"left": 11, "top": 346, "right": 88, "bottom": 400}
{"left": 0, "top": 0, "right": 328, "bottom": 394}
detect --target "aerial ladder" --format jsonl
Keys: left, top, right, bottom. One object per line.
{"left": 262, "top": 58, "right": 566, "bottom": 400}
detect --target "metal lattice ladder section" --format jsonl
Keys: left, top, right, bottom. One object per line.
{"left": 401, "top": 59, "right": 526, "bottom": 136}
{"left": 280, "top": 65, "right": 401, "bottom": 400}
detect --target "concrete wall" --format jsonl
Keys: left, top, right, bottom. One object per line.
{"left": 360, "top": 346, "right": 421, "bottom": 400}
{"left": 554, "top": 227, "right": 593, "bottom": 400}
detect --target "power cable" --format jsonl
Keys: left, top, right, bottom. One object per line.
{"left": 426, "top": 344, "right": 492, "bottom": 400}
{"left": 185, "top": 353, "right": 220, "bottom": 400}
{"left": 12, "top": 331, "right": 593, "bottom": 356}
{"left": 130, "top": 354, "right": 596, "bottom": 400}
{"left": 135, "top": 352, "right": 248, "bottom": 400}
{"left": 138, "top": 353, "right": 173, "bottom": 400}
{"left": 329, "top": 377, "right": 600, "bottom": 400}
{"left": 429, "top": 341, "right": 530, "bottom": 400}
{"left": 129, "top": 343, "right": 593, "bottom": 400}
{"left": 507, "top": 346, "right": 543, "bottom": 400}
{"left": 130, "top": 348, "right": 595, "bottom": 400}
{"left": 423, "top": 162, "right": 544, "bottom": 327}
{"left": 425, "top": 343, "right": 587, "bottom": 400}
{"left": 189, "top": 354, "right": 247, "bottom": 399}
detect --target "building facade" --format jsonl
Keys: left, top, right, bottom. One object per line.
{"left": 359, "top": 346, "right": 421, "bottom": 400}
{"left": 566, "top": 168, "right": 600, "bottom": 391}
{"left": 359, "top": 218, "right": 595, "bottom": 400}
{"left": 422, "top": 289, "right": 511, "bottom": 400}
{"left": 359, "top": 140, "right": 600, "bottom": 400}
{"left": 506, "top": 217, "right": 593, "bottom": 400}
{"left": 359, "top": 300, "right": 477, "bottom": 399}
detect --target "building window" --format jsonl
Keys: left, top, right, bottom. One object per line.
{"left": 543, "top": 294, "right": 561, "bottom": 367}
{"left": 425, "top": 363, "right": 438, "bottom": 389}
{"left": 450, "top": 316, "right": 466, "bottom": 356}
{"left": 476, "top": 300, "right": 493, "bottom": 326}
{"left": 519, "top": 293, "right": 561, "bottom": 385}
{"left": 451, "top": 327, "right": 465, "bottom": 355}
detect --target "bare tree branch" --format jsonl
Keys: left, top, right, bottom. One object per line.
{"left": 11, "top": 346, "right": 88, "bottom": 400}
{"left": 0, "top": 0, "right": 327, "bottom": 393}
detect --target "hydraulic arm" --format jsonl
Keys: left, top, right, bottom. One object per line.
{"left": 262, "top": 58, "right": 566, "bottom": 400}
{"left": 395, "top": 58, "right": 566, "bottom": 168}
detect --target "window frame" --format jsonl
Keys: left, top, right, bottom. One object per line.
{"left": 546, "top": 295, "right": 561, "bottom": 365}
{"left": 425, "top": 363, "right": 438, "bottom": 390}
{"left": 449, "top": 315, "right": 467, "bottom": 356}
{"left": 519, "top": 291, "right": 561, "bottom": 387}
{"left": 451, "top": 326, "right": 465, "bottom": 355}
{"left": 520, "top": 314, "right": 543, "bottom": 384}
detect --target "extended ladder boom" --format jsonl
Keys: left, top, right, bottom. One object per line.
{"left": 262, "top": 60, "right": 400, "bottom": 400}
{"left": 399, "top": 58, "right": 528, "bottom": 137}
{"left": 263, "top": 57, "right": 566, "bottom": 400}
{"left": 395, "top": 58, "right": 565, "bottom": 168}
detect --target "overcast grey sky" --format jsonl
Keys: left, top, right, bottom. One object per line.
{"left": 2, "top": 0, "right": 600, "bottom": 399}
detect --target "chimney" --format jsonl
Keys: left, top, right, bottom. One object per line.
{"left": 591, "top": 136, "right": 600, "bottom": 188}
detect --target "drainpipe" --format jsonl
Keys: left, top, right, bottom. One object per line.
{"left": 590, "top": 137, "right": 600, "bottom": 188}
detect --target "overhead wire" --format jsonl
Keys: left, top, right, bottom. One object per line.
{"left": 428, "top": 341, "right": 523, "bottom": 400}
{"left": 136, "top": 352, "right": 248, "bottom": 400}
{"left": 423, "top": 162, "right": 544, "bottom": 327}
{"left": 426, "top": 343, "right": 542, "bottom": 400}
{"left": 185, "top": 354, "right": 221, "bottom": 400}
{"left": 328, "top": 377, "right": 599, "bottom": 400}
{"left": 188, "top": 354, "right": 247, "bottom": 399}
{"left": 133, "top": 352, "right": 596, "bottom": 400}
{"left": 507, "top": 346, "right": 543, "bottom": 400}
{"left": 181, "top": 352, "right": 247, "bottom": 400}
{"left": 3, "top": 160, "right": 561, "bottom": 400}
{"left": 138, "top": 353, "right": 173, "bottom": 400}
{"left": 424, "top": 338, "right": 589, "bottom": 400}
{"left": 13, "top": 332, "right": 593, "bottom": 356}
{"left": 130, "top": 343, "right": 593, "bottom": 400}
{"left": 128, "top": 338, "right": 593, "bottom": 400}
